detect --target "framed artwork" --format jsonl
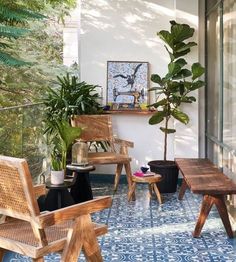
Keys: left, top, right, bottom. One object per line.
{"left": 107, "top": 61, "right": 149, "bottom": 110}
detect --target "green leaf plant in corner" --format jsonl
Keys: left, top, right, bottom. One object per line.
{"left": 47, "top": 119, "right": 82, "bottom": 171}
{"left": 148, "top": 20, "right": 205, "bottom": 161}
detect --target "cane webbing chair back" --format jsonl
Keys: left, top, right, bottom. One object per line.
{"left": 0, "top": 156, "right": 40, "bottom": 221}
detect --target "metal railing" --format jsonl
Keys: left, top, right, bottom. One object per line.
{"left": 0, "top": 103, "right": 48, "bottom": 183}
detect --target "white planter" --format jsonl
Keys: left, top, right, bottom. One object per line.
{"left": 51, "top": 170, "right": 64, "bottom": 185}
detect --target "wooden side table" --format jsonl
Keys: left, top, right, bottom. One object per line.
{"left": 128, "top": 173, "right": 162, "bottom": 204}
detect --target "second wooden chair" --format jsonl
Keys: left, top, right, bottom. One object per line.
{"left": 71, "top": 114, "right": 134, "bottom": 193}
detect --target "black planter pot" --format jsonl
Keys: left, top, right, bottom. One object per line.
{"left": 148, "top": 160, "right": 179, "bottom": 193}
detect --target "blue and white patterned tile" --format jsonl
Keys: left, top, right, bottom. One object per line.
{"left": 3, "top": 182, "right": 236, "bottom": 262}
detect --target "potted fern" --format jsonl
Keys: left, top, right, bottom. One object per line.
{"left": 148, "top": 21, "right": 205, "bottom": 193}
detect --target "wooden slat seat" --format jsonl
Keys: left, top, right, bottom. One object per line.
{"left": 88, "top": 152, "right": 132, "bottom": 164}
{"left": 176, "top": 158, "right": 236, "bottom": 238}
{"left": 0, "top": 155, "right": 112, "bottom": 261}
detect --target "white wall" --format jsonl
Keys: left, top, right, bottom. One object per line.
{"left": 63, "top": 3, "right": 80, "bottom": 66}
{"left": 70, "top": 0, "right": 199, "bottom": 174}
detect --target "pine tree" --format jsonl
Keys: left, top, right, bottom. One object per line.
{"left": 0, "top": 2, "right": 44, "bottom": 66}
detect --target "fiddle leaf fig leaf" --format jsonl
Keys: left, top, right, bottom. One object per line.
{"left": 160, "top": 127, "right": 176, "bottom": 134}
{"left": 192, "top": 63, "right": 205, "bottom": 80}
{"left": 158, "top": 30, "right": 173, "bottom": 48}
{"left": 172, "top": 69, "right": 192, "bottom": 80}
{"left": 171, "top": 23, "right": 194, "bottom": 43}
{"left": 181, "top": 96, "right": 196, "bottom": 103}
{"left": 168, "top": 81, "right": 180, "bottom": 92}
{"left": 175, "top": 42, "right": 197, "bottom": 53}
{"left": 175, "top": 58, "right": 187, "bottom": 68}
{"left": 174, "top": 49, "right": 191, "bottom": 59}
{"left": 166, "top": 62, "right": 181, "bottom": 79}
{"left": 151, "top": 74, "right": 162, "bottom": 85}
{"left": 150, "top": 99, "right": 167, "bottom": 108}
{"left": 149, "top": 111, "right": 165, "bottom": 125}
{"left": 171, "top": 109, "right": 189, "bottom": 124}
{"left": 189, "top": 80, "right": 205, "bottom": 91}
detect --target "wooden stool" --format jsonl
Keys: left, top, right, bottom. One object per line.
{"left": 128, "top": 173, "right": 162, "bottom": 204}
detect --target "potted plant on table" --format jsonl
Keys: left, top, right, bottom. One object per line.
{"left": 47, "top": 119, "right": 82, "bottom": 184}
{"left": 42, "top": 72, "right": 102, "bottom": 184}
{"left": 148, "top": 20, "right": 205, "bottom": 193}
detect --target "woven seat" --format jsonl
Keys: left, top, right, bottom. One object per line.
{"left": 0, "top": 219, "right": 71, "bottom": 247}
{"left": 71, "top": 115, "right": 134, "bottom": 193}
{"left": 0, "top": 156, "right": 112, "bottom": 261}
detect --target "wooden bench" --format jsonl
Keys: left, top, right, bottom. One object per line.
{"left": 176, "top": 158, "right": 236, "bottom": 238}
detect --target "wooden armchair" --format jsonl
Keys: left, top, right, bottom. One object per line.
{"left": 0, "top": 155, "right": 112, "bottom": 262}
{"left": 71, "top": 115, "right": 134, "bottom": 192}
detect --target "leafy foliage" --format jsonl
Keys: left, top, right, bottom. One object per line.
{"left": 43, "top": 73, "right": 102, "bottom": 169}
{"left": 48, "top": 119, "right": 82, "bottom": 171}
{"left": 0, "top": 1, "right": 78, "bottom": 107}
{"left": 148, "top": 20, "right": 205, "bottom": 160}
{"left": 43, "top": 73, "right": 102, "bottom": 129}
{"left": 0, "top": 2, "right": 45, "bottom": 66}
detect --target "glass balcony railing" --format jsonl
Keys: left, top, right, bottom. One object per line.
{"left": 0, "top": 103, "right": 48, "bottom": 183}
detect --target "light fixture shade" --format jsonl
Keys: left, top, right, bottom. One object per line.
{"left": 72, "top": 141, "right": 88, "bottom": 165}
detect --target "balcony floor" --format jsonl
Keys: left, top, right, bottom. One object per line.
{"left": 3, "top": 182, "right": 236, "bottom": 261}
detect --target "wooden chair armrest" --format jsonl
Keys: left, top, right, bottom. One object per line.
{"left": 34, "top": 184, "right": 46, "bottom": 198}
{"left": 37, "top": 196, "right": 112, "bottom": 228}
{"left": 114, "top": 138, "right": 134, "bottom": 148}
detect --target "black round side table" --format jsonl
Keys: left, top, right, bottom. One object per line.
{"left": 66, "top": 165, "right": 95, "bottom": 203}
{"left": 45, "top": 181, "right": 75, "bottom": 211}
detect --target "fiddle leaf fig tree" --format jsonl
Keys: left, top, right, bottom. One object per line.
{"left": 149, "top": 21, "right": 205, "bottom": 161}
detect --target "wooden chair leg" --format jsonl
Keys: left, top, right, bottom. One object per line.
{"left": 80, "top": 216, "right": 103, "bottom": 262}
{"left": 114, "top": 163, "right": 123, "bottom": 191}
{"left": 124, "top": 162, "right": 135, "bottom": 200}
{"left": 214, "top": 195, "right": 234, "bottom": 238}
{"left": 61, "top": 214, "right": 102, "bottom": 262}
{"left": 193, "top": 195, "right": 214, "bottom": 237}
{"left": 0, "top": 248, "right": 6, "bottom": 261}
{"left": 153, "top": 183, "right": 162, "bottom": 204}
{"left": 32, "top": 258, "right": 44, "bottom": 262}
{"left": 128, "top": 182, "right": 136, "bottom": 202}
{"left": 178, "top": 178, "right": 188, "bottom": 200}
{"left": 148, "top": 184, "right": 153, "bottom": 198}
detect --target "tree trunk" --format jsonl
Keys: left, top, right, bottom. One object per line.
{"left": 163, "top": 117, "right": 169, "bottom": 161}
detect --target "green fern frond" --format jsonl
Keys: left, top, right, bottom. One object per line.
{"left": 0, "top": 4, "right": 45, "bottom": 24}
{"left": 0, "top": 42, "right": 10, "bottom": 49}
{"left": 0, "top": 2, "right": 45, "bottom": 67}
{"left": 0, "top": 51, "right": 30, "bottom": 67}
{"left": 0, "top": 25, "right": 28, "bottom": 39}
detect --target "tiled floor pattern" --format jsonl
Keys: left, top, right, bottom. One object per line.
{"left": 3, "top": 183, "right": 236, "bottom": 261}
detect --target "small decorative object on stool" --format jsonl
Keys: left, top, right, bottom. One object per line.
{"left": 72, "top": 140, "right": 88, "bottom": 166}
{"left": 140, "top": 166, "right": 149, "bottom": 173}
